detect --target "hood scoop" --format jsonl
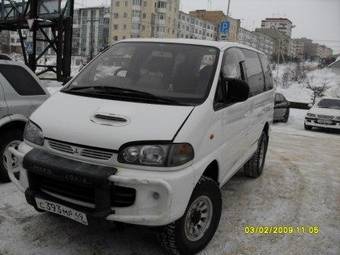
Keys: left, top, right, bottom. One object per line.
{"left": 91, "top": 111, "right": 130, "bottom": 127}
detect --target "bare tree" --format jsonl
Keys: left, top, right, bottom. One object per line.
{"left": 304, "top": 75, "right": 330, "bottom": 104}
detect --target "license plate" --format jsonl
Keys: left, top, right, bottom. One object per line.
{"left": 317, "top": 119, "right": 332, "bottom": 125}
{"left": 35, "top": 198, "right": 88, "bottom": 225}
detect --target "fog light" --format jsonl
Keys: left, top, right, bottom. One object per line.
{"left": 152, "top": 192, "right": 160, "bottom": 200}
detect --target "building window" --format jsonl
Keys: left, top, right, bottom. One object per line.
{"left": 123, "top": 24, "right": 127, "bottom": 30}
{"left": 132, "top": 0, "right": 141, "bottom": 5}
{"left": 144, "top": 1, "right": 147, "bottom": 7}
{"left": 124, "top": 12, "right": 128, "bottom": 18}
{"left": 114, "top": 13, "right": 119, "bottom": 18}
{"left": 157, "top": 1, "right": 166, "bottom": 8}
{"left": 125, "top": 1, "right": 128, "bottom": 6}
{"left": 115, "top": 1, "right": 120, "bottom": 7}
{"left": 113, "top": 24, "right": 118, "bottom": 30}
{"left": 143, "top": 13, "right": 146, "bottom": 19}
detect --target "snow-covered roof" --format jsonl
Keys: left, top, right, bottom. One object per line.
{"left": 114, "top": 38, "right": 264, "bottom": 53}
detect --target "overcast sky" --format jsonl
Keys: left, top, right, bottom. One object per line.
{"left": 83, "top": 0, "right": 340, "bottom": 54}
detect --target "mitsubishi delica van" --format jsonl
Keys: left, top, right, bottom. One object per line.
{"left": 9, "top": 39, "right": 274, "bottom": 255}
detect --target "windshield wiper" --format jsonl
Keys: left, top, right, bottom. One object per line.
{"left": 63, "top": 86, "right": 188, "bottom": 105}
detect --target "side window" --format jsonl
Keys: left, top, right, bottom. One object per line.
{"left": 259, "top": 54, "right": 273, "bottom": 90}
{"left": 241, "top": 49, "right": 265, "bottom": 97}
{"left": 214, "top": 48, "right": 244, "bottom": 110}
{"left": 221, "top": 48, "right": 244, "bottom": 80}
{"left": 0, "top": 65, "right": 45, "bottom": 96}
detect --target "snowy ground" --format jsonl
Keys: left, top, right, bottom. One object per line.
{"left": 0, "top": 109, "right": 339, "bottom": 255}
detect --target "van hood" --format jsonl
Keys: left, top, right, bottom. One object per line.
{"left": 30, "top": 92, "right": 194, "bottom": 150}
{"left": 309, "top": 107, "right": 340, "bottom": 117}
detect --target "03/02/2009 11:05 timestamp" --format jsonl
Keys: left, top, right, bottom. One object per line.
{"left": 244, "top": 226, "right": 320, "bottom": 235}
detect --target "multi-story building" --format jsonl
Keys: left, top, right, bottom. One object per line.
{"left": 261, "top": 18, "right": 294, "bottom": 38}
{"left": 0, "top": 31, "right": 10, "bottom": 53}
{"left": 253, "top": 31, "right": 274, "bottom": 57}
{"left": 109, "top": 0, "right": 180, "bottom": 42}
{"left": 237, "top": 28, "right": 274, "bottom": 57}
{"left": 289, "top": 38, "right": 305, "bottom": 60}
{"left": 255, "top": 28, "right": 290, "bottom": 61}
{"left": 189, "top": 10, "right": 240, "bottom": 42}
{"left": 238, "top": 27, "right": 257, "bottom": 48}
{"left": 73, "top": 7, "right": 110, "bottom": 59}
{"left": 177, "top": 11, "right": 217, "bottom": 40}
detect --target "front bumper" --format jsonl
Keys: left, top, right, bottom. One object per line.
{"left": 9, "top": 143, "right": 195, "bottom": 226}
{"left": 305, "top": 118, "right": 340, "bottom": 129}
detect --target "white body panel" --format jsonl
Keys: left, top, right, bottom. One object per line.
{"left": 10, "top": 39, "right": 274, "bottom": 226}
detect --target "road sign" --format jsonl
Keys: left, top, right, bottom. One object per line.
{"left": 219, "top": 20, "right": 230, "bottom": 34}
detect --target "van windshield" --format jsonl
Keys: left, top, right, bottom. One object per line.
{"left": 63, "top": 42, "right": 219, "bottom": 106}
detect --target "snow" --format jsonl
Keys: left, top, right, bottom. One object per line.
{"left": 274, "top": 63, "right": 340, "bottom": 103}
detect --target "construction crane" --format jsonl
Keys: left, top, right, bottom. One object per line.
{"left": 0, "top": 0, "right": 74, "bottom": 82}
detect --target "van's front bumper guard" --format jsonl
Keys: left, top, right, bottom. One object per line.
{"left": 22, "top": 148, "right": 117, "bottom": 218}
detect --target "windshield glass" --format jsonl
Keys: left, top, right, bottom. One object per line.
{"left": 317, "top": 99, "right": 340, "bottom": 109}
{"left": 63, "top": 42, "right": 219, "bottom": 105}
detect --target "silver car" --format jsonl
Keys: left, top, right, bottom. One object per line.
{"left": 0, "top": 60, "right": 49, "bottom": 181}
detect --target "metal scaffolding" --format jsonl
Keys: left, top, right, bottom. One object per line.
{"left": 0, "top": 0, "right": 74, "bottom": 82}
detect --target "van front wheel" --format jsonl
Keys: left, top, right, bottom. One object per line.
{"left": 159, "top": 176, "right": 222, "bottom": 255}
{"left": 244, "top": 132, "right": 268, "bottom": 178}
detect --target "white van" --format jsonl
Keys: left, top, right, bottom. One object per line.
{"left": 9, "top": 39, "right": 274, "bottom": 255}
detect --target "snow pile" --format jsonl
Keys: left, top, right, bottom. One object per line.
{"left": 274, "top": 62, "right": 340, "bottom": 103}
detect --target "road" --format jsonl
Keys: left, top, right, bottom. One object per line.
{"left": 0, "top": 112, "right": 339, "bottom": 255}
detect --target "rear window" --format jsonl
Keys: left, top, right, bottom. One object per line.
{"left": 0, "top": 64, "right": 45, "bottom": 96}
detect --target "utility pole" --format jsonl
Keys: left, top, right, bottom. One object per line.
{"left": 227, "top": 0, "right": 231, "bottom": 16}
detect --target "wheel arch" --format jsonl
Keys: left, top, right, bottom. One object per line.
{"left": 202, "top": 160, "right": 219, "bottom": 185}
{"left": 0, "top": 115, "right": 27, "bottom": 136}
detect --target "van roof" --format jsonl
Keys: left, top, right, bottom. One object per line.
{"left": 116, "top": 38, "right": 265, "bottom": 54}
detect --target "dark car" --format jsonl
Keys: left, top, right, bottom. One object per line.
{"left": 274, "top": 93, "right": 290, "bottom": 122}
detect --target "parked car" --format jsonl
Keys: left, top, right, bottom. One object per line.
{"left": 0, "top": 60, "right": 49, "bottom": 181}
{"left": 274, "top": 93, "right": 290, "bottom": 122}
{"left": 9, "top": 39, "right": 274, "bottom": 255}
{"left": 0, "top": 54, "right": 12, "bottom": 60}
{"left": 305, "top": 97, "right": 340, "bottom": 130}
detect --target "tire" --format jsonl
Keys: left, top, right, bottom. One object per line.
{"left": 0, "top": 129, "right": 23, "bottom": 182}
{"left": 304, "top": 124, "right": 312, "bottom": 130}
{"left": 159, "top": 176, "right": 222, "bottom": 255}
{"left": 283, "top": 110, "right": 289, "bottom": 123}
{"left": 244, "top": 131, "right": 269, "bottom": 178}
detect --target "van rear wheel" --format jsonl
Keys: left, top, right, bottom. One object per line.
{"left": 244, "top": 132, "right": 268, "bottom": 178}
{"left": 159, "top": 176, "right": 221, "bottom": 255}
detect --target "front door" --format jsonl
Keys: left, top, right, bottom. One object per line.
{"left": 214, "top": 48, "right": 252, "bottom": 181}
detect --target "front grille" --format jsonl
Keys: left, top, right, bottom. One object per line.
{"left": 47, "top": 139, "right": 115, "bottom": 161}
{"left": 34, "top": 174, "right": 136, "bottom": 208}
{"left": 317, "top": 114, "right": 334, "bottom": 120}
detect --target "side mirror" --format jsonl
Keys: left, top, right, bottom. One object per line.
{"left": 225, "top": 78, "right": 249, "bottom": 102}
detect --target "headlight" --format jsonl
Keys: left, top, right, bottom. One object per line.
{"left": 24, "top": 121, "right": 44, "bottom": 146}
{"left": 118, "top": 143, "right": 194, "bottom": 167}
{"left": 306, "top": 113, "right": 316, "bottom": 118}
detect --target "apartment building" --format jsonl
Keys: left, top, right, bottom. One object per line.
{"left": 238, "top": 27, "right": 257, "bottom": 48}
{"left": 189, "top": 10, "right": 240, "bottom": 42}
{"left": 0, "top": 31, "right": 10, "bottom": 53}
{"left": 73, "top": 7, "right": 110, "bottom": 58}
{"left": 109, "top": 0, "right": 180, "bottom": 42}
{"left": 177, "top": 11, "right": 217, "bottom": 40}
{"left": 261, "top": 18, "right": 294, "bottom": 38}
{"left": 253, "top": 31, "right": 274, "bottom": 57}
{"left": 255, "top": 28, "right": 291, "bottom": 61}
{"left": 238, "top": 28, "right": 274, "bottom": 57}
